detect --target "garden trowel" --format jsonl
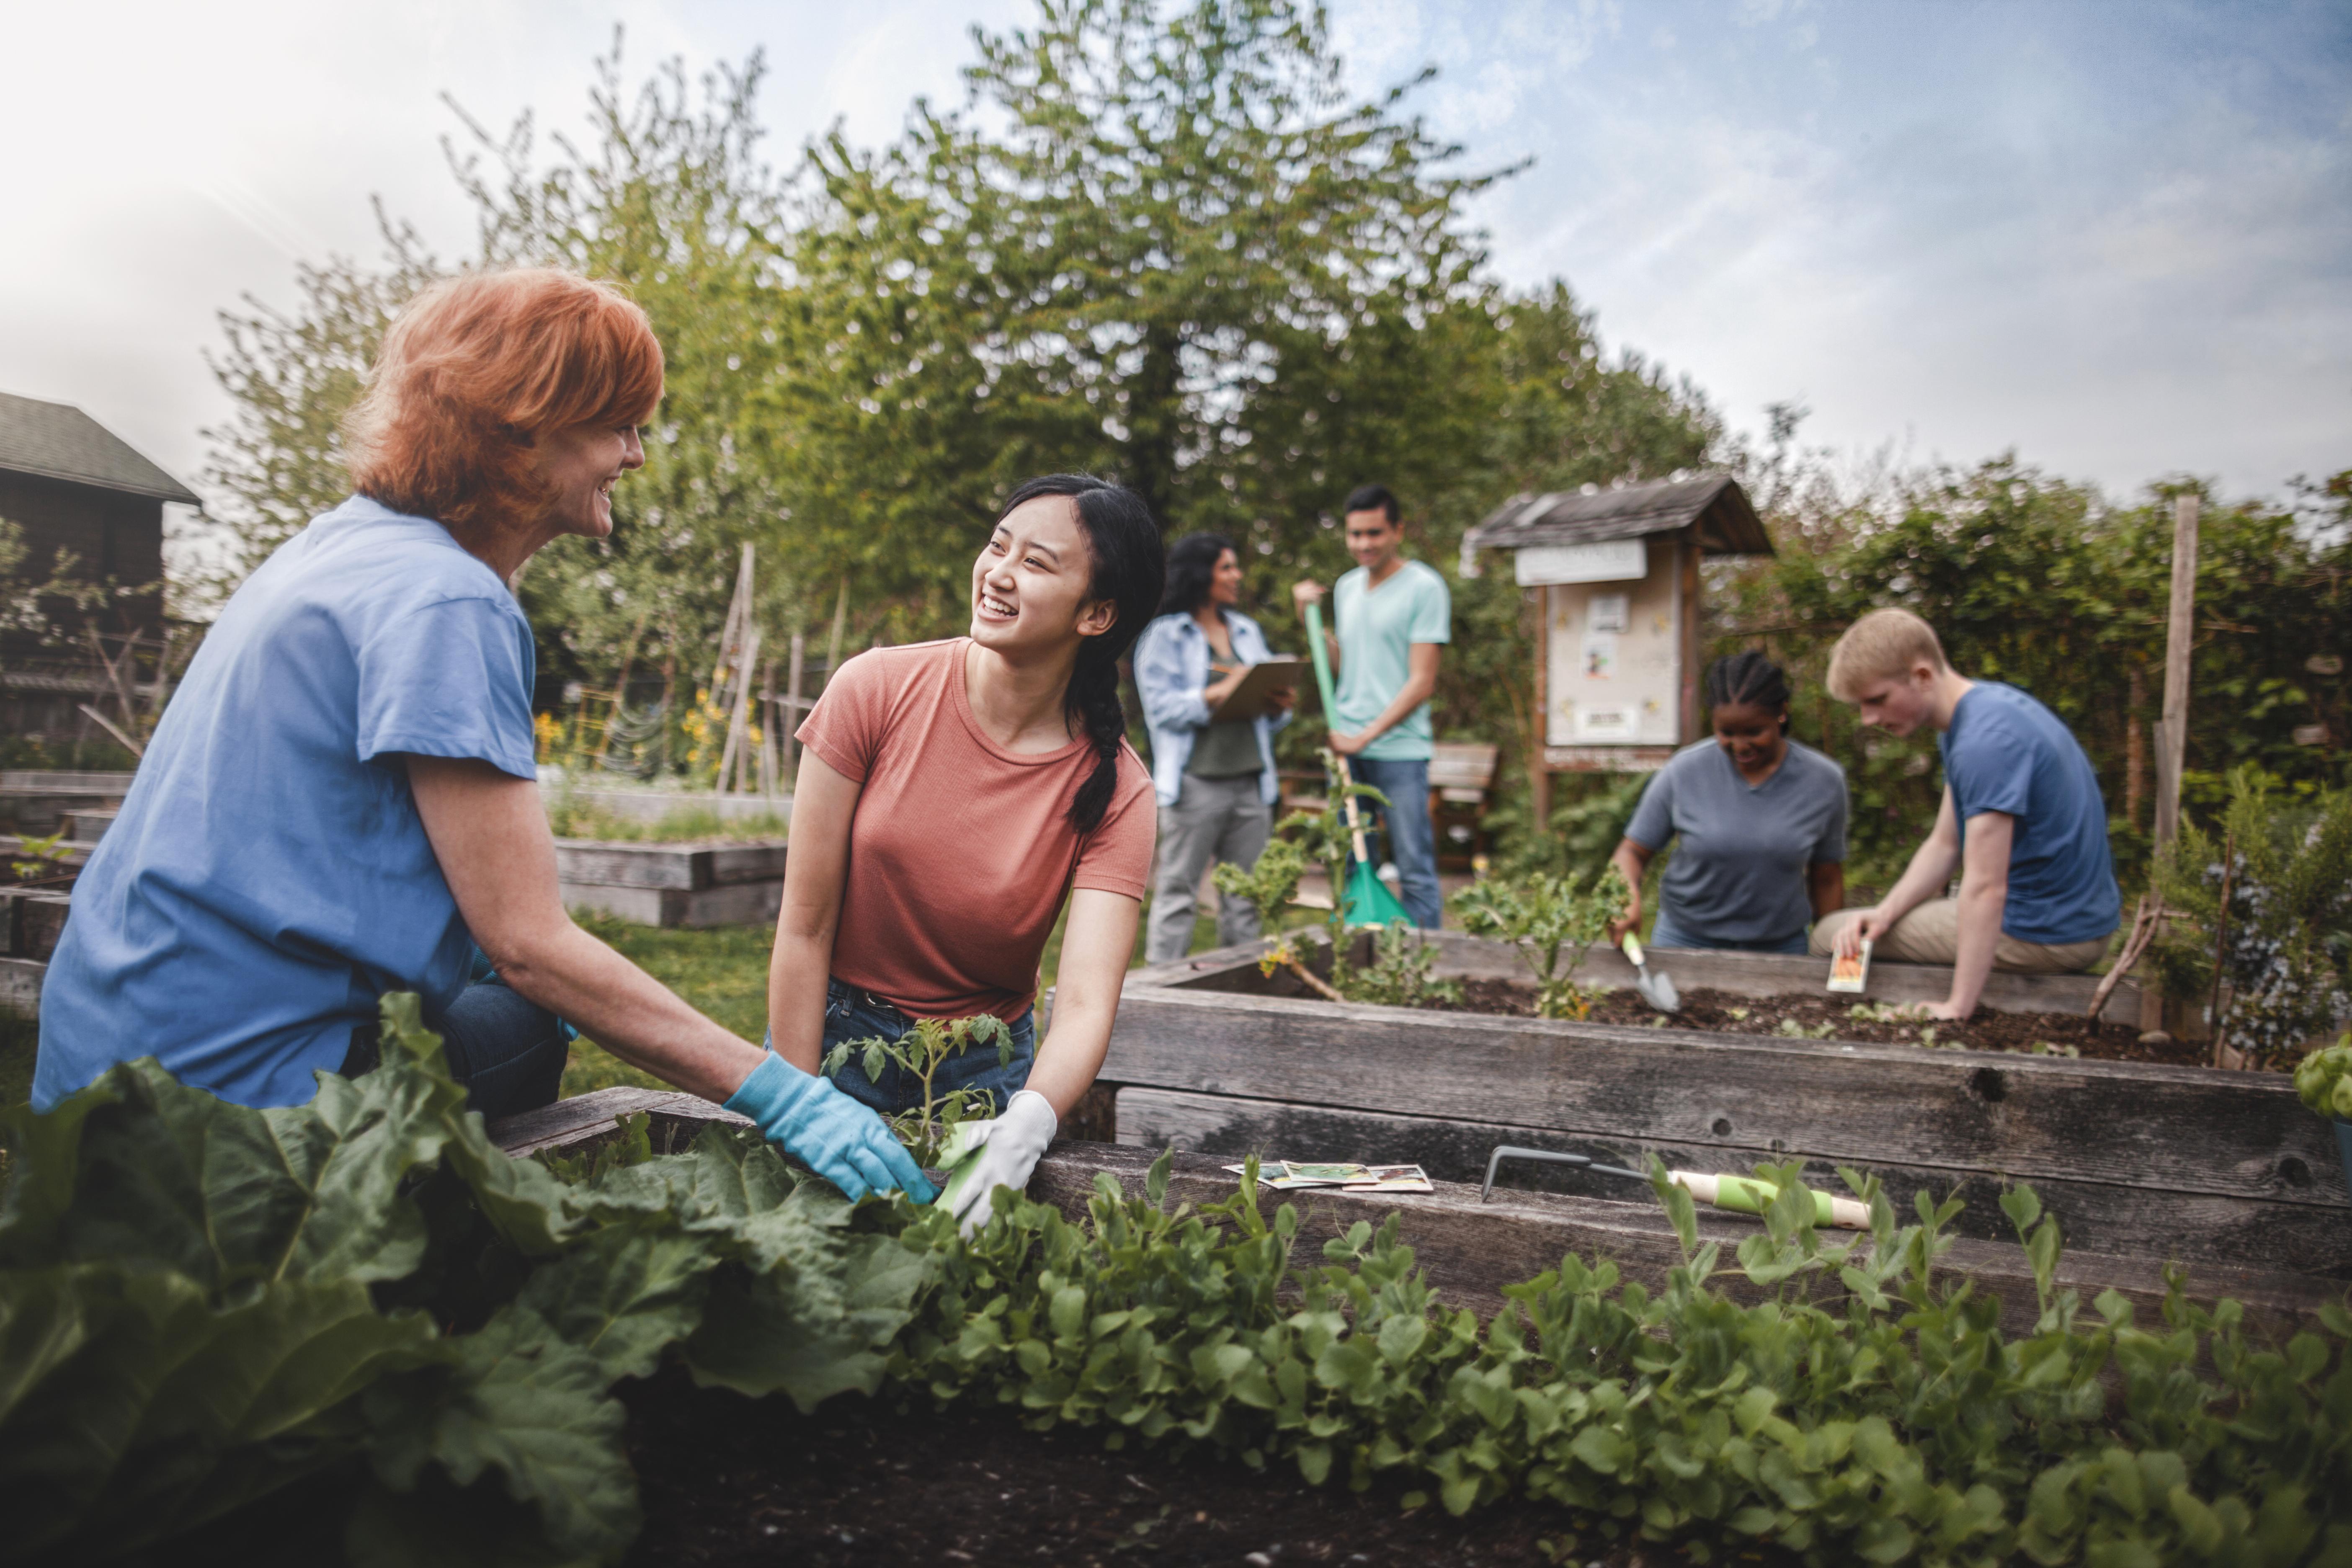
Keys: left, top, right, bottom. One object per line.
{"left": 1303, "top": 600, "right": 1413, "bottom": 929}
{"left": 1621, "top": 931, "right": 1681, "bottom": 1013}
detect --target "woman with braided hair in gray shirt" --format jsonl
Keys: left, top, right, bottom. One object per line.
{"left": 1606, "top": 651, "right": 1850, "bottom": 953}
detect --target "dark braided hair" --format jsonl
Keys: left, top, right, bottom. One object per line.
{"left": 1159, "top": 531, "right": 1238, "bottom": 616}
{"left": 994, "top": 475, "right": 1166, "bottom": 836}
{"left": 1705, "top": 650, "right": 1792, "bottom": 732}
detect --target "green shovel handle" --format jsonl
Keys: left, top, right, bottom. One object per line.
{"left": 1304, "top": 599, "right": 1339, "bottom": 722}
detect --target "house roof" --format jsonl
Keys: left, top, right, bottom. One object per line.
{"left": 1461, "top": 473, "right": 1771, "bottom": 566}
{"left": 0, "top": 392, "right": 200, "bottom": 505}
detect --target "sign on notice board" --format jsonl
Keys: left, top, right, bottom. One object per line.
{"left": 1513, "top": 538, "right": 1648, "bottom": 586}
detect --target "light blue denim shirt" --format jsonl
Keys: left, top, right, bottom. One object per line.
{"left": 1133, "top": 609, "right": 1291, "bottom": 807}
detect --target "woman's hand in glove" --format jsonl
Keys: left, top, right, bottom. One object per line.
{"left": 723, "top": 1053, "right": 936, "bottom": 1204}
{"left": 944, "top": 1089, "right": 1057, "bottom": 1236}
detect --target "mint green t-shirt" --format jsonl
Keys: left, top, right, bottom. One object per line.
{"left": 1332, "top": 558, "right": 1451, "bottom": 761}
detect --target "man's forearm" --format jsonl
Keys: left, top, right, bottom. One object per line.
{"left": 1353, "top": 673, "right": 1438, "bottom": 743}
{"left": 496, "top": 922, "right": 763, "bottom": 1102}
{"left": 1945, "top": 878, "right": 2006, "bottom": 1014}
{"left": 1878, "top": 838, "right": 1957, "bottom": 926}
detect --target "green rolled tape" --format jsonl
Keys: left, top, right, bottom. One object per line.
{"left": 935, "top": 1120, "right": 989, "bottom": 1213}
{"left": 1712, "top": 1174, "right": 1841, "bottom": 1228}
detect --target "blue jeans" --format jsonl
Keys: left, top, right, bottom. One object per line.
{"left": 1350, "top": 756, "right": 1442, "bottom": 930}
{"left": 342, "top": 975, "right": 569, "bottom": 1119}
{"left": 1649, "top": 911, "right": 1810, "bottom": 955}
{"left": 798, "top": 979, "right": 1035, "bottom": 1118}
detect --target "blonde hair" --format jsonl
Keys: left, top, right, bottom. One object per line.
{"left": 1827, "top": 609, "right": 1948, "bottom": 699}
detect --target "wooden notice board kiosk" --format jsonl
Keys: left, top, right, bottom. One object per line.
{"left": 1460, "top": 473, "right": 1773, "bottom": 820}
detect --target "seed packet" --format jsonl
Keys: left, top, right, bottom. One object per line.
{"left": 1826, "top": 938, "right": 1872, "bottom": 994}
{"left": 1222, "top": 1161, "right": 1434, "bottom": 1193}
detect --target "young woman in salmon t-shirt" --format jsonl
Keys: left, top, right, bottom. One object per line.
{"left": 769, "top": 475, "right": 1164, "bottom": 1231}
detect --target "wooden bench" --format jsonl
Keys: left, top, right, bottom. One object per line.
{"left": 1428, "top": 741, "right": 1498, "bottom": 867}
{"left": 489, "top": 1088, "right": 2342, "bottom": 1341}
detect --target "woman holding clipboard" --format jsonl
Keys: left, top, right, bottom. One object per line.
{"left": 1134, "top": 533, "right": 1297, "bottom": 962}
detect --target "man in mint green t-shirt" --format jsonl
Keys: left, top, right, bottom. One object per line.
{"left": 1292, "top": 483, "right": 1452, "bottom": 927}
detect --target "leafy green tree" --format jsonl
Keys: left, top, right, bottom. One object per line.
{"left": 783, "top": 0, "right": 1508, "bottom": 590}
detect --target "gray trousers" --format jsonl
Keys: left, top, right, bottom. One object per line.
{"left": 1146, "top": 773, "right": 1273, "bottom": 963}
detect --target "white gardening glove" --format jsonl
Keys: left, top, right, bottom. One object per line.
{"left": 942, "top": 1090, "right": 1057, "bottom": 1237}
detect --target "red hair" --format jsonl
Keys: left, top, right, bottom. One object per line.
{"left": 345, "top": 268, "right": 664, "bottom": 530}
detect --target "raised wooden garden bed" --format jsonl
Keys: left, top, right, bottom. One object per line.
{"left": 554, "top": 836, "right": 787, "bottom": 927}
{"left": 1093, "top": 934, "right": 2351, "bottom": 1279}
{"left": 0, "top": 769, "right": 133, "bottom": 835}
{"left": 491, "top": 1087, "right": 2342, "bottom": 1341}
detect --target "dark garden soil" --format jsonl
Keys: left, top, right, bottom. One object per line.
{"left": 619, "top": 1367, "right": 1765, "bottom": 1568}
{"left": 1426, "top": 979, "right": 2244, "bottom": 1070}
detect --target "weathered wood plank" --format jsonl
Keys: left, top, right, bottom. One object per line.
{"left": 707, "top": 843, "right": 789, "bottom": 885}
{"left": 492, "top": 1095, "right": 2337, "bottom": 1339}
{"left": 0, "top": 956, "right": 44, "bottom": 1014}
{"left": 1145, "top": 933, "right": 2145, "bottom": 1023}
{"left": 552, "top": 840, "right": 717, "bottom": 890}
{"left": 487, "top": 1086, "right": 750, "bottom": 1156}
{"left": 558, "top": 877, "right": 783, "bottom": 928}
{"left": 18, "top": 891, "right": 72, "bottom": 962}
{"left": 1100, "top": 987, "right": 2344, "bottom": 1214}
{"left": 1114, "top": 1086, "right": 2352, "bottom": 1277}
{"left": 1028, "top": 1143, "right": 2338, "bottom": 1342}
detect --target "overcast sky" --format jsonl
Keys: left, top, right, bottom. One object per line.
{"left": 4, "top": 0, "right": 2344, "bottom": 521}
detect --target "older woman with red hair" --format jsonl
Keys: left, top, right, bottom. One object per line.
{"left": 34, "top": 268, "right": 930, "bottom": 1204}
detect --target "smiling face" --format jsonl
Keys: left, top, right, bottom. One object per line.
{"left": 535, "top": 421, "right": 646, "bottom": 541}
{"left": 1850, "top": 665, "right": 1939, "bottom": 738}
{"left": 1208, "top": 548, "right": 1243, "bottom": 609}
{"left": 1343, "top": 508, "right": 1402, "bottom": 573}
{"left": 972, "top": 495, "right": 1117, "bottom": 656}
{"left": 1711, "top": 699, "right": 1788, "bottom": 771}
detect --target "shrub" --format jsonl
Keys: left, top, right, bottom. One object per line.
{"left": 2153, "top": 769, "right": 2352, "bottom": 1065}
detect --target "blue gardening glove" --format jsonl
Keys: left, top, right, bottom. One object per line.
{"left": 724, "top": 1054, "right": 936, "bottom": 1204}
{"left": 941, "top": 1089, "right": 1057, "bottom": 1237}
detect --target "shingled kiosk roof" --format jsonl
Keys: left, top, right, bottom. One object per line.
{"left": 1460, "top": 472, "right": 1770, "bottom": 574}
{"left": 0, "top": 391, "right": 200, "bottom": 505}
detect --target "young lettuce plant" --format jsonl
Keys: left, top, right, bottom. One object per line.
{"left": 1451, "top": 866, "right": 1629, "bottom": 1019}
{"left": 823, "top": 1014, "right": 1015, "bottom": 1166}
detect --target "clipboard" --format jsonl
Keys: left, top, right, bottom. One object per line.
{"left": 1207, "top": 658, "right": 1311, "bottom": 722}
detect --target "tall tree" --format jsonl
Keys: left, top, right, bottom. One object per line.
{"left": 783, "top": 0, "right": 1507, "bottom": 595}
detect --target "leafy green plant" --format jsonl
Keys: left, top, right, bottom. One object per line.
{"left": 10, "top": 830, "right": 68, "bottom": 882}
{"left": 0, "top": 993, "right": 932, "bottom": 1567}
{"left": 2153, "top": 769, "right": 2352, "bottom": 1065}
{"left": 891, "top": 1148, "right": 2352, "bottom": 1567}
{"left": 2295, "top": 1034, "right": 2352, "bottom": 1120}
{"left": 1214, "top": 758, "right": 1453, "bottom": 1006}
{"left": 1348, "top": 921, "right": 1465, "bottom": 1009}
{"left": 823, "top": 1013, "right": 1014, "bottom": 1165}
{"left": 1450, "top": 866, "right": 1630, "bottom": 1019}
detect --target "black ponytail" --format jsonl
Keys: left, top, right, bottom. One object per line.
{"left": 1705, "top": 649, "right": 1793, "bottom": 732}
{"left": 995, "top": 474, "right": 1166, "bottom": 835}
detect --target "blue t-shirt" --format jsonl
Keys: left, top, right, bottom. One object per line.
{"left": 1332, "top": 559, "right": 1451, "bottom": 761}
{"left": 1625, "top": 738, "right": 1848, "bottom": 946}
{"left": 1939, "top": 681, "right": 2120, "bottom": 946}
{"left": 34, "top": 496, "right": 539, "bottom": 1110}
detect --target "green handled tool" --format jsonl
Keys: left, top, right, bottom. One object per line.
{"left": 1303, "top": 598, "right": 1413, "bottom": 928}
{"left": 1480, "top": 1145, "right": 1870, "bottom": 1229}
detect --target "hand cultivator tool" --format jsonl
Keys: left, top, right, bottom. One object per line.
{"left": 1620, "top": 931, "right": 1681, "bottom": 1013}
{"left": 1479, "top": 1144, "right": 1869, "bottom": 1229}
{"left": 1303, "top": 600, "right": 1413, "bottom": 929}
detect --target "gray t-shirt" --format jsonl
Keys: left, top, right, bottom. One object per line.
{"left": 1625, "top": 738, "right": 1848, "bottom": 946}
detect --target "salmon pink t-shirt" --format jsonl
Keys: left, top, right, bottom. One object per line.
{"left": 797, "top": 638, "right": 1154, "bottom": 1022}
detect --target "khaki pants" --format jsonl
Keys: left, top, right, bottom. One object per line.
{"left": 1809, "top": 900, "right": 2110, "bottom": 974}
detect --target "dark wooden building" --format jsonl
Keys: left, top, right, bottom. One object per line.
{"left": 0, "top": 391, "right": 198, "bottom": 740}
